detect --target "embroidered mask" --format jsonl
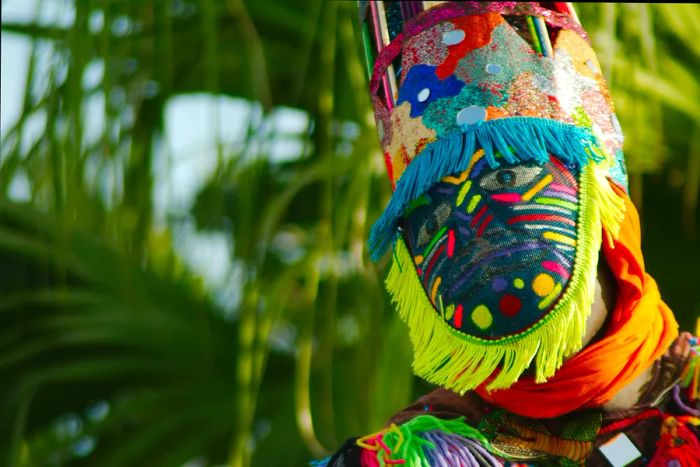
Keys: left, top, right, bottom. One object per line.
{"left": 361, "top": 2, "right": 629, "bottom": 392}
{"left": 400, "top": 156, "right": 580, "bottom": 339}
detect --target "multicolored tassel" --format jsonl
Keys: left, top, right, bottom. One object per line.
{"left": 648, "top": 415, "right": 700, "bottom": 467}
{"left": 354, "top": 415, "right": 499, "bottom": 466}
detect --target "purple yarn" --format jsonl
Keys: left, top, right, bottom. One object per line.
{"left": 673, "top": 384, "right": 700, "bottom": 417}
{"left": 422, "top": 430, "right": 503, "bottom": 467}
{"left": 460, "top": 437, "right": 502, "bottom": 467}
{"left": 436, "top": 431, "right": 478, "bottom": 466}
{"left": 424, "top": 431, "right": 476, "bottom": 466}
{"left": 435, "top": 434, "right": 462, "bottom": 465}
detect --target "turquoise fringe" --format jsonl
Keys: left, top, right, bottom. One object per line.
{"left": 369, "top": 117, "right": 604, "bottom": 260}
{"left": 308, "top": 458, "right": 330, "bottom": 466}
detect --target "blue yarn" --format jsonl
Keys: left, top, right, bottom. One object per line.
{"left": 422, "top": 430, "right": 501, "bottom": 466}
{"left": 308, "top": 457, "right": 330, "bottom": 467}
{"left": 368, "top": 117, "right": 603, "bottom": 261}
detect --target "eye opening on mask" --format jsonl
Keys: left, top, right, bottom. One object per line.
{"left": 479, "top": 165, "right": 544, "bottom": 192}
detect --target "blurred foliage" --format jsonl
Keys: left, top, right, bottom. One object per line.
{"left": 0, "top": 1, "right": 698, "bottom": 466}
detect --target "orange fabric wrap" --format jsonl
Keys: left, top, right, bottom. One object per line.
{"left": 475, "top": 188, "right": 679, "bottom": 418}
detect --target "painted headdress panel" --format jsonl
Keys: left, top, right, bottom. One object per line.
{"left": 361, "top": 2, "right": 630, "bottom": 393}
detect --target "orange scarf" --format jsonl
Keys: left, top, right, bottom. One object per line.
{"left": 475, "top": 189, "right": 679, "bottom": 418}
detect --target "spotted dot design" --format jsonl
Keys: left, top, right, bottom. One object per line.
{"left": 417, "top": 88, "right": 431, "bottom": 103}
{"left": 485, "top": 63, "right": 502, "bottom": 74}
{"left": 471, "top": 304, "right": 493, "bottom": 330}
{"left": 532, "top": 273, "right": 555, "bottom": 297}
{"left": 456, "top": 105, "right": 487, "bottom": 125}
{"left": 397, "top": 64, "right": 465, "bottom": 118}
{"left": 492, "top": 277, "right": 508, "bottom": 293}
{"left": 401, "top": 155, "right": 581, "bottom": 339}
{"left": 442, "top": 29, "right": 466, "bottom": 46}
{"left": 499, "top": 294, "right": 522, "bottom": 317}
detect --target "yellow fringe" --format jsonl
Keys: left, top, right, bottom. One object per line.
{"left": 385, "top": 164, "right": 626, "bottom": 393}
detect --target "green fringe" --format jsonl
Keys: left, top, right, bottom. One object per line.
{"left": 385, "top": 164, "right": 626, "bottom": 392}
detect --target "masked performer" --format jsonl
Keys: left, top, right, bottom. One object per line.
{"left": 318, "top": 2, "right": 700, "bottom": 466}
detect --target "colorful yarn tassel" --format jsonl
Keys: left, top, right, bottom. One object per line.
{"left": 385, "top": 164, "right": 625, "bottom": 392}
{"left": 648, "top": 415, "right": 700, "bottom": 467}
{"left": 368, "top": 117, "right": 605, "bottom": 260}
{"left": 355, "top": 415, "right": 498, "bottom": 466}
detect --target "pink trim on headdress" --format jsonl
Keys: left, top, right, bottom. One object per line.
{"left": 369, "top": 2, "right": 590, "bottom": 96}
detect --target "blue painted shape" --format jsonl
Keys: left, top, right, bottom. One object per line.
{"left": 442, "top": 29, "right": 466, "bottom": 45}
{"left": 397, "top": 64, "right": 465, "bottom": 117}
{"left": 485, "top": 63, "right": 502, "bottom": 74}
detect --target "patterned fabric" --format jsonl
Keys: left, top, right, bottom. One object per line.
{"left": 479, "top": 409, "right": 601, "bottom": 464}
{"left": 401, "top": 155, "right": 579, "bottom": 338}
{"left": 311, "top": 334, "right": 697, "bottom": 466}
{"left": 372, "top": 9, "right": 626, "bottom": 191}
{"left": 474, "top": 190, "right": 678, "bottom": 415}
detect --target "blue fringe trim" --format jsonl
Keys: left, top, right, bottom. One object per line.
{"left": 368, "top": 117, "right": 604, "bottom": 261}
{"left": 309, "top": 457, "right": 330, "bottom": 467}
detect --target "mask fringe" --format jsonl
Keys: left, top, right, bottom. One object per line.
{"left": 591, "top": 165, "right": 626, "bottom": 244}
{"left": 385, "top": 164, "right": 626, "bottom": 392}
{"left": 370, "top": 117, "right": 604, "bottom": 261}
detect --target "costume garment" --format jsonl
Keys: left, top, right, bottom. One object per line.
{"left": 316, "top": 2, "right": 699, "bottom": 465}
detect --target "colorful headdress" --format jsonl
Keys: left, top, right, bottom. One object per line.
{"left": 361, "top": 2, "right": 631, "bottom": 393}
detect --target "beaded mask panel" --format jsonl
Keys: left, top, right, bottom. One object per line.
{"left": 400, "top": 156, "right": 579, "bottom": 339}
